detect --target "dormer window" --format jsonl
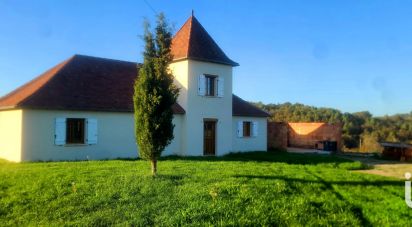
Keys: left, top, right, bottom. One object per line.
{"left": 198, "top": 74, "right": 224, "bottom": 97}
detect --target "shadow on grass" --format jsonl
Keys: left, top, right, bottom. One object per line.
{"left": 34, "top": 151, "right": 363, "bottom": 167}
{"left": 160, "top": 151, "right": 359, "bottom": 165}
{"left": 149, "top": 174, "right": 188, "bottom": 185}
{"left": 233, "top": 174, "right": 402, "bottom": 186}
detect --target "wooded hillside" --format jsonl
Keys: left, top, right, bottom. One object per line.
{"left": 253, "top": 102, "right": 412, "bottom": 151}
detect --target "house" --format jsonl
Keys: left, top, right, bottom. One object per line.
{"left": 0, "top": 15, "right": 270, "bottom": 162}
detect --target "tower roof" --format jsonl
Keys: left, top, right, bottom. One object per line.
{"left": 171, "top": 16, "right": 239, "bottom": 66}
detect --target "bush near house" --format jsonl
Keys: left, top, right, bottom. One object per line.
{"left": 0, "top": 152, "right": 410, "bottom": 226}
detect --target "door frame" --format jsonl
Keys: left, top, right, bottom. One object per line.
{"left": 203, "top": 118, "right": 218, "bottom": 156}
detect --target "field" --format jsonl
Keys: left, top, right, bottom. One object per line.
{"left": 0, "top": 151, "right": 411, "bottom": 226}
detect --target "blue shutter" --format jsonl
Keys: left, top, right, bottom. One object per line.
{"left": 217, "top": 77, "right": 224, "bottom": 97}
{"left": 86, "top": 118, "right": 98, "bottom": 145}
{"left": 198, "top": 74, "right": 206, "bottom": 96}
{"left": 237, "top": 121, "right": 243, "bottom": 138}
{"left": 55, "top": 118, "right": 66, "bottom": 145}
{"left": 252, "top": 121, "right": 258, "bottom": 137}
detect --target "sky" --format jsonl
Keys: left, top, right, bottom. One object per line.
{"left": 0, "top": 0, "right": 411, "bottom": 116}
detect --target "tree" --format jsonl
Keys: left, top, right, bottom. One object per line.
{"left": 252, "top": 101, "right": 412, "bottom": 149}
{"left": 360, "top": 133, "right": 383, "bottom": 153}
{"left": 133, "top": 13, "right": 179, "bottom": 176}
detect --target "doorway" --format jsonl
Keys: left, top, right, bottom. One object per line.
{"left": 203, "top": 120, "right": 216, "bottom": 156}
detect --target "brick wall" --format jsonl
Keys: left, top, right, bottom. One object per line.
{"left": 267, "top": 122, "right": 288, "bottom": 150}
{"left": 288, "top": 123, "right": 342, "bottom": 149}
{"left": 267, "top": 122, "right": 342, "bottom": 150}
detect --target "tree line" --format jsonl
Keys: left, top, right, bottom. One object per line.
{"left": 253, "top": 102, "right": 412, "bottom": 152}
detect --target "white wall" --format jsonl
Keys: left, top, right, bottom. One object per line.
{"left": 0, "top": 110, "right": 22, "bottom": 162}
{"left": 171, "top": 60, "right": 233, "bottom": 156}
{"left": 0, "top": 108, "right": 267, "bottom": 162}
{"left": 232, "top": 116, "right": 267, "bottom": 152}
{"left": 170, "top": 60, "right": 190, "bottom": 111}
{"left": 20, "top": 109, "right": 183, "bottom": 161}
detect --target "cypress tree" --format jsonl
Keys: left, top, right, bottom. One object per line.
{"left": 133, "top": 13, "right": 179, "bottom": 176}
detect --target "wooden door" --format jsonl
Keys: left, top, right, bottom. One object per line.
{"left": 204, "top": 121, "right": 216, "bottom": 156}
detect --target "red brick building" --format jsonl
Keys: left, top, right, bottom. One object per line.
{"left": 268, "top": 122, "right": 342, "bottom": 151}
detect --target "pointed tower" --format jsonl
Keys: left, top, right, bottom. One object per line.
{"left": 171, "top": 16, "right": 239, "bottom": 67}
{"left": 170, "top": 15, "right": 238, "bottom": 156}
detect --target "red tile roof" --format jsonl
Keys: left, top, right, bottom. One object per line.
{"left": 0, "top": 57, "right": 72, "bottom": 109}
{"left": 0, "top": 55, "right": 185, "bottom": 114}
{"left": 171, "top": 16, "right": 239, "bottom": 66}
{"left": 0, "top": 55, "right": 268, "bottom": 118}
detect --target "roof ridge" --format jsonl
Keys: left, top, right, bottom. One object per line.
{"left": 0, "top": 56, "right": 75, "bottom": 107}
{"left": 173, "top": 16, "right": 192, "bottom": 41}
{"left": 74, "top": 54, "right": 137, "bottom": 65}
{"left": 0, "top": 55, "right": 186, "bottom": 114}
{"left": 186, "top": 16, "right": 194, "bottom": 59}
{"left": 190, "top": 17, "right": 226, "bottom": 58}
{"left": 171, "top": 16, "right": 194, "bottom": 60}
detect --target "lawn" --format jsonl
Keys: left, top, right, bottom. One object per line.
{"left": 0, "top": 151, "right": 410, "bottom": 226}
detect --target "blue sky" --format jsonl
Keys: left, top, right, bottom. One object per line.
{"left": 0, "top": 0, "right": 411, "bottom": 116}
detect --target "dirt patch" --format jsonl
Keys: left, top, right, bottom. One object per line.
{"left": 338, "top": 155, "right": 412, "bottom": 179}
{"left": 354, "top": 164, "right": 412, "bottom": 179}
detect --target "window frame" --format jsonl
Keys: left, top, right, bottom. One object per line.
{"left": 66, "top": 118, "right": 86, "bottom": 144}
{"left": 205, "top": 74, "right": 217, "bottom": 97}
{"left": 243, "top": 121, "right": 252, "bottom": 137}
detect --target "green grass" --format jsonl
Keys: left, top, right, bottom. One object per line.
{"left": 0, "top": 151, "right": 410, "bottom": 226}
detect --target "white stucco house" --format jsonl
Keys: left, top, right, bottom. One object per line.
{"left": 0, "top": 15, "right": 270, "bottom": 162}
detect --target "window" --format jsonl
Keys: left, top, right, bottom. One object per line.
{"left": 66, "top": 118, "right": 85, "bottom": 144}
{"left": 237, "top": 121, "right": 258, "bottom": 138}
{"left": 243, "top": 121, "right": 251, "bottom": 137}
{"left": 198, "top": 74, "right": 224, "bottom": 97}
{"left": 55, "top": 118, "right": 98, "bottom": 146}
{"left": 205, "top": 75, "right": 216, "bottom": 96}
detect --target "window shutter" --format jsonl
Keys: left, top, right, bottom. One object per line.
{"left": 198, "top": 74, "right": 206, "bottom": 96}
{"left": 252, "top": 121, "right": 258, "bottom": 137}
{"left": 237, "top": 121, "right": 243, "bottom": 138}
{"left": 86, "top": 118, "right": 98, "bottom": 145}
{"left": 217, "top": 77, "right": 224, "bottom": 97}
{"left": 55, "top": 118, "right": 66, "bottom": 145}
